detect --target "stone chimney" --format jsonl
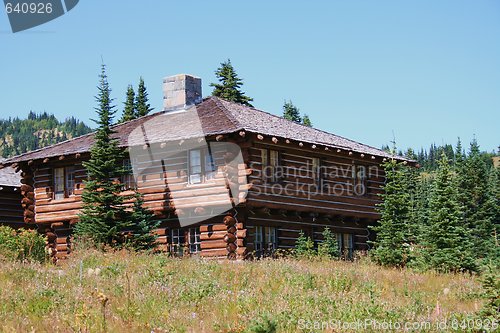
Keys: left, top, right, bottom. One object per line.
{"left": 162, "top": 74, "right": 202, "bottom": 111}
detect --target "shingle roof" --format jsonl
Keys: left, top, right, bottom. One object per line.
{"left": 0, "top": 159, "right": 20, "bottom": 187}
{"left": 0, "top": 96, "right": 405, "bottom": 165}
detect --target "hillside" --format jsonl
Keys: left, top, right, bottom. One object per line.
{"left": 0, "top": 249, "right": 485, "bottom": 333}
{"left": 0, "top": 111, "right": 92, "bottom": 158}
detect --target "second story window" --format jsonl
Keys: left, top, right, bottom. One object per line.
{"left": 188, "top": 148, "right": 216, "bottom": 184}
{"left": 121, "top": 159, "right": 136, "bottom": 190}
{"left": 53, "top": 166, "right": 76, "bottom": 200}
{"left": 352, "top": 165, "right": 367, "bottom": 196}
{"left": 261, "top": 149, "right": 282, "bottom": 183}
{"left": 312, "top": 157, "right": 321, "bottom": 184}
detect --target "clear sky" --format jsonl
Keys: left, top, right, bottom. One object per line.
{"left": 0, "top": 1, "right": 499, "bottom": 153}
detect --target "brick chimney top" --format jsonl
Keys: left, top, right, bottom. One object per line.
{"left": 162, "top": 74, "right": 202, "bottom": 111}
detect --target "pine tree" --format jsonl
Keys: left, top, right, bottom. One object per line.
{"left": 294, "top": 230, "right": 315, "bottom": 257}
{"left": 75, "top": 65, "right": 135, "bottom": 247}
{"left": 126, "top": 194, "right": 159, "bottom": 250}
{"left": 119, "top": 85, "right": 136, "bottom": 123}
{"left": 318, "top": 227, "right": 339, "bottom": 259}
{"left": 282, "top": 100, "right": 301, "bottom": 123}
{"left": 425, "top": 153, "right": 476, "bottom": 273}
{"left": 370, "top": 157, "right": 412, "bottom": 267}
{"left": 457, "top": 139, "right": 494, "bottom": 260}
{"left": 302, "top": 114, "right": 312, "bottom": 127}
{"left": 210, "top": 59, "right": 253, "bottom": 107}
{"left": 135, "top": 77, "right": 153, "bottom": 118}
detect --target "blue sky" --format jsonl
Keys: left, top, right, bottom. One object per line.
{"left": 0, "top": 1, "right": 499, "bottom": 153}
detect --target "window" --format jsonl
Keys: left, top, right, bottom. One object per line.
{"left": 121, "top": 159, "right": 136, "bottom": 190}
{"left": 254, "top": 226, "right": 263, "bottom": 257}
{"left": 352, "top": 165, "right": 367, "bottom": 196}
{"left": 336, "top": 233, "right": 354, "bottom": 259}
{"left": 253, "top": 226, "right": 277, "bottom": 257}
{"left": 204, "top": 151, "right": 216, "bottom": 180}
{"left": 264, "top": 226, "right": 277, "bottom": 251}
{"left": 65, "top": 166, "right": 76, "bottom": 197}
{"left": 261, "top": 149, "right": 282, "bottom": 183}
{"left": 312, "top": 157, "right": 321, "bottom": 183}
{"left": 188, "top": 148, "right": 216, "bottom": 184}
{"left": 170, "top": 228, "right": 185, "bottom": 257}
{"left": 53, "top": 166, "right": 76, "bottom": 200}
{"left": 188, "top": 227, "right": 201, "bottom": 254}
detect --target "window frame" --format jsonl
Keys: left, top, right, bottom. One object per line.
{"left": 188, "top": 227, "right": 201, "bottom": 254}
{"left": 352, "top": 164, "right": 368, "bottom": 196}
{"left": 170, "top": 228, "right": 185, "bottom": 257}
{"left": 188, "top": 148, "right": 216, "bottom": 184}
{"left": 336, "top": 233, "right": 354, "bottom": 259}
{"left": 261, "top": 149, "right": 282, "bottom": 183}
{"left": 121, "top": 159, "right": 137, "bottom": 190}
{"left": 253, "top": 226, "right": 277, "bottom": 257}
{"left": 53, "top": 166, "right": 76, "bottom": 200}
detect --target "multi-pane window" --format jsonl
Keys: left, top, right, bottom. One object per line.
{"left": 253, "top": 226, "right": 277, "bottom": 257}
{"left": 121, "top": 159, "right": 136, "bottom": 190}
{"left": 188, "top": 227, "right": 201, "bottom": 254}
{"left": 170, "top": 228, "right": 185, "bottom": 256}
{"left": 352, "top": 165, "right": 367, "bottom": 196}
{"left": 261, "top": 149, "right": 282, "bottom": 183}
{"left": 336, "top": 233, "right": 354, "bottom": 259}
{"left": 188, "top": 148, "right": 216, "bottom": 184}
{"left": 53, "top": 166, "right": 76, "bottom": 200}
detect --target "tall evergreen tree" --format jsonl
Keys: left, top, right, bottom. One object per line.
{"left": 371, "top": 157, "right": 413, "bottom": 267}
{"left": 119, "top": 85, "right": 136, "bottom": 123}
{"left": 282, "top": 100, "right": 301, "bottom": 123}
{"left": 210, "top": 59, "right": 253, "bottom": 107}
{"left": 302, "top": 114, "right": 312, "bottom": 127}
{"left": 75, "top": 65, "right": 135, "bottom": 247}
{"left": 457, "top": 139, "right": 494, "bottom": 259}
{"left": 425, "top": 153, "right": 476, "bottom": 273}
{"left": 135, "top": 77, "right": 153, "bottom": 118}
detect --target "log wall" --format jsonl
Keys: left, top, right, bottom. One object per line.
{"left": 0, "top": 185, "right": 24, "bottom": 228}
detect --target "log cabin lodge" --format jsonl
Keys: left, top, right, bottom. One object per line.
{"left": 0, "top": 74, "right": 410, "bottom": 260}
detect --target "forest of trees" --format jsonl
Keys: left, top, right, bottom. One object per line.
{"left": 373, "top": 139, "right": 499, "bottom": 273}
{"left": 0, "top": 111, "right": 92, "bottom": 158}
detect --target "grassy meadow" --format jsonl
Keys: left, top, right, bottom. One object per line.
{"left": 0, "top": 250, "right": 486, "bottom": 332}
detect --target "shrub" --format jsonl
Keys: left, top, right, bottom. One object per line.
{"left": 294, "top": 231, "right": 315, "bottom": 258}
{"left": 317, "top": 227, "right": 339, "bottom": 259}
{"left": 0, "top": 226, "right": 46, "bottom": 263}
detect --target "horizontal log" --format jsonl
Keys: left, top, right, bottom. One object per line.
{"left": 200, "top": 224, "right": 227, "bottom": 232}
{"left": 199, "top": 249, "right": 228, "bottom": 257}
{"left": 200, "top": 231, "right": 226, "bottom": 241}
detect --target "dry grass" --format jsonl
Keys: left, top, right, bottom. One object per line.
{"left": 0, "top": 250, "right": 483, "bottom": 332}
